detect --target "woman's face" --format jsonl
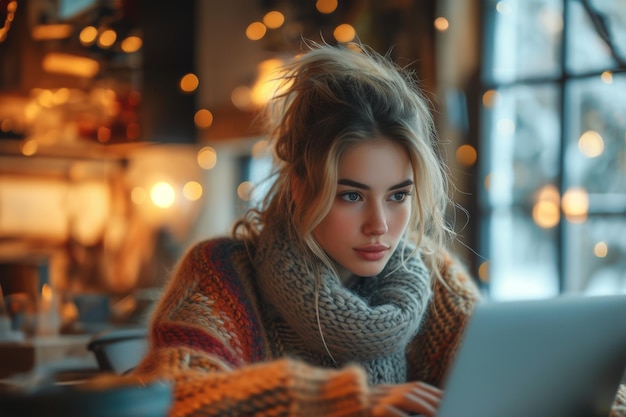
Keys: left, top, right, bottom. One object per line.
{"left": 313, "top": 138, "right": 414, "bottom": 282}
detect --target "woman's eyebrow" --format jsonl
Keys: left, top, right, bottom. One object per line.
{"left": 389, "top": 179, "right": 414, "bottom": 190}
{"left": 337, "top": 179, "right": 414, "bottom": 191}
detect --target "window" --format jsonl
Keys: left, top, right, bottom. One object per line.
{"left": 477, "top": 0, "right": 626, "bottom": 300}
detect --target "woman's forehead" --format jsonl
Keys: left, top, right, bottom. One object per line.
{"left": 337, "top": 139, "right": 413, "bottom": 186}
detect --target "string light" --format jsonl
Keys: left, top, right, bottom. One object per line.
{"left": 79, "top": 26, "right": 98, "bottom": 45}
{"left": 456, "top": 144, "right": 477, "bottom": 167}
{"left": 316, "top": 0, "right": 338, "bottom": 14}
{"left": 197, "top": 146, "right": 217, "bottom": 170}
{"left": 578, "top": 130, "right": 604, "bottom": 158}
{"left": 246, "top": 22, "right": 266, "bottom": 40}
{"left": 183, "top": 181, "right": 203, "bottom": 201}
{"left": 150, "top": 182, "right": 176, "bottom": 208}
{"left": 97, "top": 29, "right": 117, "bottom": 48}
{"left": 180, "top": 73, "right": 199, "bottom": 93}
{"left": 333, "top": 23, "right": 356, "bottom": 43}
{"left": 121, "top": 35, "right": 142, "bottom": 53}
{"left": 237, "top": 181, "right": 255, "bottom": 201}
{"left": 601, "top": 71, "right": 613, "bottom": 84}
{"left": 593, "top": 242, "right": 608, "bottom": 258}
{"left": 194, "top": 109, "right": 214, "bottom": 129}
{"left": 263, "top": 11, "right": 285, "bottom": 29}
{"left": 434, "top": 17, "right": 449, "bottom": 32}
{"left": 562, "top": 187, "right": 588, "bottom": 223}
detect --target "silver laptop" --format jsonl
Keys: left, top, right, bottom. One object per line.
{"left": 437, "top": 294, "right": 626, "bottom": 417}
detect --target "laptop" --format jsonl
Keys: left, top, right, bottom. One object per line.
{"left": 437, "top": 294, "right": 626, "bottom": 417}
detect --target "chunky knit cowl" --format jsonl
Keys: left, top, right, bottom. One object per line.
{"left": 255, "top": 227, "right": 432, "bottom": 384}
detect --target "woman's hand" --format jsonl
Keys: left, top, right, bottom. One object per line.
{"left": 370, "top": 381, "right": 443, "bottom": 417}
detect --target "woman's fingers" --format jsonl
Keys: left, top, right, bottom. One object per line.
{"left": 413, "top": 381, "right": 444, "bottom": 399}
{"left": 371, "top": 381, "right": 443, "bottom": 417}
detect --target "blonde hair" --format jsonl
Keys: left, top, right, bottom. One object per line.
{"left": 234, "top": 41, "right": 453, "bottom": 282}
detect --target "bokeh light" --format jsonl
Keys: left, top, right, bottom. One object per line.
{"left": 246, "top": 22, "right": 267, "bottom": 40}
{"left": 150, "top": 182, "right": 176, "bottom": 208}
{"left": 578, "top": 130, "right": 604, "bottom": 158}
{"left": 455, "top": 144, "right": 477, "bottom": 167}
{"left": 434, "top": 17, "right": 449, "bottom": 31}
{"left": 197, "top": 146, "right": 217, "bottom": 170}
{"left": 180, "top": 73, "right": 199, "bottom": 93}
{"left": 593, "top": 241, "right": 608, "bottom": 258}
{"left": 194, "top": 109, "right": 214, "bottom": 129}
{"left": 333, "top": 24, "right": 356, "bottom": 43}
{"left": 183, "top": 181, "right": 203, "bottom": 201}
{"left": 562, "top": 187, "right": 588, "bottom": 223}
{"left": 237, "top": 181, "right": 255, "bottom": 201}
{"left": 263, "top": 11, "right": 285, "bottom": 29}
{"left": 316, "top": 0, "right": 338, "bottom": 14}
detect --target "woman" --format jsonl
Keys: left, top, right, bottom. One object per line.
{"left": 133, "top": 42, "right": 482, "bottom": 416}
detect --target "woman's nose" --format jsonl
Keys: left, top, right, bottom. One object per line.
{"left": 363, "top": 203, "right": 388, "bottom": 236}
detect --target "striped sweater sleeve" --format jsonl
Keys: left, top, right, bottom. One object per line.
{"left": 406, "top": 250, "right": 481, "bottom": 387}
{"left": 132, "top": 238, "right": 371, "bottom": 417}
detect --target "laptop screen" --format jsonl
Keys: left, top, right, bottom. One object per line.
{"left": 437, "top": 294, "right": 626, "bottom": 417}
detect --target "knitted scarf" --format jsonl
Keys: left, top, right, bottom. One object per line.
{"left": 254, "top": 227, "right": 432, "bottom": 384}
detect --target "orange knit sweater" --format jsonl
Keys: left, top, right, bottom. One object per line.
{"left": 132, "top": 238, "right": 625, "bottom": 416}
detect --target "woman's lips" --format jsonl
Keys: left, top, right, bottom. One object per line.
{"left": 354, "top": 245, "right": 389, "bottom": 261}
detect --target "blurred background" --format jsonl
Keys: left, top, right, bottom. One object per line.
{"left": 0, "top": 0, "right": 625, "bottom": 341}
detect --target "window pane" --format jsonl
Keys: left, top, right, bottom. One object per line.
{"left": 483, "top": 0, "right": 562, "bottom": 83}
{"left": 566, "top": 0, "right": 626, "bottom": 74}
{"left": 565, "top": 217, "right": 626, "bottom": 295}
{"left": 484, "top": 208, "right": 559, "bottom": 300}
{"left": 481, "top": 84, "right": 561, "bottom": 208}
{"left": 564, "top": 74, "right": 626, "bottom": 195}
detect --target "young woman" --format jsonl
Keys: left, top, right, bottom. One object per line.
{"left": 132, "top": 42, "right": 483, "bottom": 416}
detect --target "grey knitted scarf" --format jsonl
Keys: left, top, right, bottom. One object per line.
{"left": 255, "top": 226, "right": 432, "bottom": 384}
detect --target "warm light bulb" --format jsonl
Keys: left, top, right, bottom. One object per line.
{"left": 41, "top": 283, "right": 53, "bottom": 303}
{"left": 80, "top": 26, "right": 98, "bottom": 45}
{"left": 194, "top": 109, "right": 213, "bottom": 129}
{"left": 578, "top": 130, "right": 604, "bottom": 158}
{"left": 246, "top": 22, "right": 267, "bottom": 41}
{"left": 121, "top": 35, "right": 142, "bottom": 53}
{"left": 197, "top": 146, "right": 217, "bottom": 170}
{"left": 455, "top": 144, "right": 477, "bottom": 167}
{"left": 532, "top": 200, "right": 560, "bottom": 229}
{"left": 316, "top": 0, "right": 338, "bottom": 14}
{"left": 237, "top": 181, "right": 255, "bottom": 201}
{"left": 482, "top": 90, "right": 497, "bottom": 108}
{"left": 333, "top": 24, "right": 356, "bottom": 43}
{"left": 601, "top": 71, "right": 613, "bottom": 84}
{"left": 98, "top": 29, "right": 117, "bottom": 48}
{"left": 42, "top": 53, "right": 99, "bottom": 78}
{"left": 593, "top": 242, "right": 608, "bottom": 258}
{"left": 180, "top": 73, "right": 199, "bottom": 93}
{"left": 150, "top": 182, "right": 176, "bottom": 208}
{"left": 434, "top": 17, "right": 449, "bottom": 31}
{"left": 183, "top": 181, "right": 203, "bottom": 201}
{"left": 21, "top": 139, "right": 38, "bottom": 156}
{"left": 263, "top": 11, "right": 285, "bottom": 29}
{"left": 562, "top": 187, "right": 588, "bottom": 223}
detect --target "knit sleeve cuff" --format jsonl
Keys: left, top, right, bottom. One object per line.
{"left": 287, "top": 359, "right": 370, "bottom": 417}
{"left": 135, "top": 352, "right": 371, "bottom": 417}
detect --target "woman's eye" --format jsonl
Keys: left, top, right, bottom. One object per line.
{"left": 340, "top": 192, "right": 361, "bottom": 202}
{"left": 390, "top": 191, "right": 410, "bottom": 202}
